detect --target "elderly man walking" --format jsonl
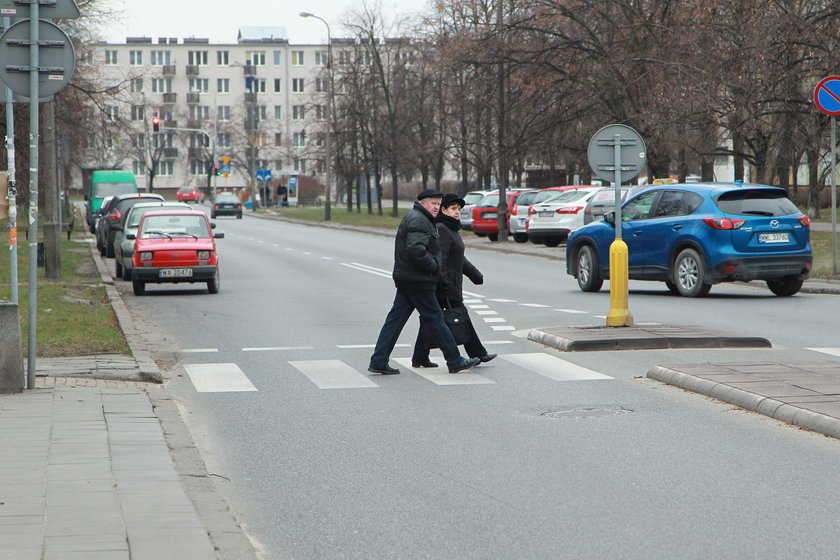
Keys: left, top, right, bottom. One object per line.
{"left": 368, "top": 189, "right": 481, "bottom": 375}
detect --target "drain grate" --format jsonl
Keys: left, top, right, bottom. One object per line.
{"left": 539, "top": 405, "right": 633, "bottom": 419}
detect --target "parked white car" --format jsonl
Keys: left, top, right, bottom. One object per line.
{"left": 527, "top": 187, "right": 599, "bottom": 246}
{"left": 508, "top": 190, "right": 539, "bottom": 243}
{"left": 460, "top": 190, "right": 492, "bottom": 231}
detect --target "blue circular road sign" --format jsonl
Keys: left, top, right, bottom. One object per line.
{"left": 814, "top": 76, "right": 840, "bottom": 116}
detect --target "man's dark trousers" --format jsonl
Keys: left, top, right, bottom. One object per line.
{"left": 370, "top": 288, "right": 461, "bottom": 368}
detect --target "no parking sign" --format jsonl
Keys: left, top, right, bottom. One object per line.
{"left": 814, "top": 77, "right": 840, "bottom": 116}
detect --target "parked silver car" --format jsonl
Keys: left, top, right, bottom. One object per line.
{"left": 460, "top": 190, "right": 492, "bottom": 231}
{"left": 508, "top": 190, "right": 539, "bottom": 243}
{"left": 113, "top": 201, "right": 190, "bottom": 281}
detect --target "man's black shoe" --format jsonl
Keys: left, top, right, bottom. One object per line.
{"left": 448, "top": 357, "right": 481, "bottom": 374}
{"left": 368, "top": 364, "right": 400, "bottom": 375}
{"left": 479, "top": 353, "right": 498, "bottom": 363}
{"left": 411, "top": 360, "right": 439, "bottom": 368}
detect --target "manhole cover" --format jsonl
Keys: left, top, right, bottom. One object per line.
{"left": 539, "top": 405, "right": 633, "bottom": 419}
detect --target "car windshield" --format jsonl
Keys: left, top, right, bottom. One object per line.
{"left": 178, "top": 188, "right": 192, "bottom": 193}
{"left": 477, "top": 194, "right": 500, "bottom": 206}
{"left": 463, "top": 192, "right": 485, "bottom": 205}
{"left": 715, "top": 189, "right": 799, "bottom": 217}
{"left": 127, "top": 206, "right": 186, "bottom": 228}
{"left": 140, "top": 215, "right": 207, "bottom": 238}
{"left": 215, "top": 194, "right": 238, "bottom": 203}
{"left": 516, "top": 192, "right": 537, "bottom": 206}
{"left": 93, "top": 182, "right": 136, "bottom": 198}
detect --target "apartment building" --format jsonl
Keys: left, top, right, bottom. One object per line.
{"left": 81, "top": 27, "right": 330, "bottom": 193}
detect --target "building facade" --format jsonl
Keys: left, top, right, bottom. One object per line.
{"left": 79, "top": 27, "right": 330, "bottom": 195}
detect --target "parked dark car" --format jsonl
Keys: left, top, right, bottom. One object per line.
{"left": 566, "top": 183, "right": 812, "bottom": 297}
{"left": 95, "top": 193, "right": 164, "bottom": 258}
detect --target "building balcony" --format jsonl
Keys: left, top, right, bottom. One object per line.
{"left": 187, "top": 119, "right": 203, "bottom": 129}
{"left": 163, "top": 147, "right": 178, "bottom": 158}
{"left": 163, "top": 120, "right": 177, "bottom": 128}
{"left": 188, "top": 147, "right": 205, "bottom": 158}
{"left": 186, "top": 65, "right": 199, "bottom": 76}
{"left": 162, "top": 92, "right": 176, "bottom": 103}
{"left": 187, "top": 92, "right": 200, "bottom": 104}
{"left": 162, "top": 65, "right": 176, "bottom": 76}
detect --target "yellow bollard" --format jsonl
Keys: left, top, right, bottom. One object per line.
{"left": 606, "top": 238, "right": 634, "bottom": 327}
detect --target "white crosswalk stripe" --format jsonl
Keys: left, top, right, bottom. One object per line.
{"left": 290, "top": 359, "right": 379, "bottom": 389}
{"left": 500, "top": 353, "right": 613, "bottom": 381}
{"left": 392, "top": 358, "right": 495, "bottom": 385}
{"left": 184, "top": 363, "right": 258, "bottom": 392}
{"left": 807, "top": 348, "right": 840, "bottom": 358}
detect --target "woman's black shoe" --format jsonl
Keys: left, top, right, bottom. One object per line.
{"left": 411, "top": 360, "right": 439, "bottom": 368}
{"left": 368, "top": 364, "right": 400, "bottom": 375}
{"left": 479, "top": 353, "right": 498, "bottom": 363}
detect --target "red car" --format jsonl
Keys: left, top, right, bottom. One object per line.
{"left": 176, "top": 186, "right": 205, "bottom": 203}
{"left": 470, "top": 189, "right": 530, "bottom": 241}
{"left": 126, "top": 210, "right": 223, "bottom": 295}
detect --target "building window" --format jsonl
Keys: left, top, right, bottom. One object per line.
{"left": 189, "top": 78, "right": 209, "bottom": 93}
{"left": 254, "top": 79, "right": 266, "bottom": 93}
{"left": 190, "top": 159, "right": 207, "bottom": 175}
{"left": 274, "top": 133, "right": 282, "bottom": 146}
{"left": 105, "top": 50, "right": 118, "bottom": 65}
{"left": 217, "top": 50, "right": 229, "bottom": 65}
{"left": 190, "top": 133, "right": 209, "bottom": 148}
{"left": 105, "top": 106, "right": 118, "bottom": 121}
{"left": 274, "top": 159, "right": 284, "bottom": 171}
{"left": 274, "top": 105, "right": 282, "bottom": 119}
{"left": 217, "top": 106, "right": 230, "bottom": 121}
{"left": 315, "top": 51, "right": 327, "bottom": 66}
{"left": 292, "top": 105, "right": 305, "bottom": 120}
{"left": 293, "top": 158, "right": 306, "bottom": 172}
{"left": 131, "top": 133, "right": 145, "bottom": 148}
{"left": 130, "top": 105, "right": 145, "bottom": 121}
{"left": 152, "top": 78, "right": 172, "bottom": 93}
{"left": 133, "top": 161, "right": 144, "bottom": 176}
{"left": 292, "top": 78, "right": 304, "bottom": 93}
{"left": 130, "top": 78, "right": 143, "bottom": 93}
{"left": 153, "top": 133, "right": 174, "bottom": 149}
{"left": 188, "top": 50, "right": 208, "bottom": 66}
{"left": 150, "top": 50, "right": 171, "bottom": 65}
{"left": 189, "top": 105, "right": 210, "bottom": 120}
{"left": 155, "top": 160, "right": 174, "bottom": 176}
{"left": 291, "top": 51, "right": 304, "bottom": 66}
{"left": 338, "top": 51, "right": 350, "bottom": 65}
{"left": 217, "top": 78, "right": 230, "bottom": 94}
{"left": 130, "top": 50, "right": 142, "bottom": 65}
{"left": 273, "top": 51, "right": 282, "bottom": 65}
{"left": 106, "top": 134, "right": 120, "bottom": 149}
{"left": 315, "top": 78, "right": 326, "bottom": 93}
{"left": 315, "top": 105, "right": 326, "bottom": 120}
{"left": 293, "top": 132, "right": 306, "bottom": 147}
{"left": 274, "top": 78, "right": 282, "bottom": 93}
{"left": 246, "top": 51, "right": 266, "bottom": 66}
{"left": 218, "top": 133, "right": 230, "bottom": 148}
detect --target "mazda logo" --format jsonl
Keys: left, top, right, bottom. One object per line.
{"left": 770, "top": 220, "right": 779, "bottom": 228}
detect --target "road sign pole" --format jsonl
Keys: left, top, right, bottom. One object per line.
{"left": 4, "top": 17, "right": 18, "bottom": 306}
{"left": 607, "top": 132, "right": 633, "bottom": 327}
{"left": 27, "top": 7, "right": 40, "bottom": 389}
{"left": 832, "top": 115, "right": 837, "bottom": 275}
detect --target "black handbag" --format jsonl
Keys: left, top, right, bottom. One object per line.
{"left": 421, "top": 299, "right": 471, "bottom": 348}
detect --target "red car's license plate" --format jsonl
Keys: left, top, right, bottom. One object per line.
{"left": 160, "top": 268, "right": 193, "bottom": 278}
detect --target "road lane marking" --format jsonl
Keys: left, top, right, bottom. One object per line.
{"left": 184, "top": 363, "right": 258, "bottom": 392}
{"left": 483, "top": 317, "right": 507, "bottom": 323}
{"left": 290, "top": 360, "right": 378, "bottom": 389}
{"left": 487, "top": 298, "right": 516, "bottom": 303}
{"left": 341, "top": 262, "right": 392, "bottom": 278}
{"left": 393, "top": 358, "right": 495, "bottom": 385}
{"left": 337, "top": 344, "right": 410, "bottom": 349}
{"left": 554, "top": 309, "right": 589, "bottom": 314}
{"left": 491, "top": 326, "right": 516, "bottom": 331}
{"left": 469, "top": 304, "right": 490, "bottom": 309}
{"left": 807, "top": 348, "right": 840, "bottom": 357}
{"left": 501, "top": 353, "right": 613, "bottom": 381}
{"left": 521, "top": 303, "right": 550, "bottom": 308}
{"left": 242, "top": 346, "right": 315, "bottom": 352}
{"left": 475, "top": 310, "right": 498, "bottom": 316}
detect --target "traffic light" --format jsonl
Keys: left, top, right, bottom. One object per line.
{"left": 213, "top": 164, "right": 221, "bottom": 176}
{"left": 151, "top": 114, "right": 160, "bottom": 133}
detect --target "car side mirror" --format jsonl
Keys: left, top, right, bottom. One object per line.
{"left": 210, "top": 222, "right": 216, "bottom": 229}
{"left": 214, "top": 232, "right": 225, "bottom": 239}
{"left": 126, "top": 233, "right": 136, "bottom": 240}
{"left": 604, "top": 211, "right": 616, "bottom": 226}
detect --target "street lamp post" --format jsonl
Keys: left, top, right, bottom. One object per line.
{"left": 300, "top": 11, "right": 333, "bottom": 221}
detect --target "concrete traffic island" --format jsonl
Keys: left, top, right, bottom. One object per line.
{"left": 528, "top": 324, "right": 772, "bottom": 352}
{"left": 648, "top": 362, "right": 840, "bottom": 440}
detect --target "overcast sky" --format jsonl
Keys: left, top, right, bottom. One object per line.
{"left": 102, "top": 0, "right": 431, "bottom": 44}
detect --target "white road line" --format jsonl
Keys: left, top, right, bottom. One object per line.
{"left": 393, "top": 358, "right": 495, "bottom": 386}
{"left": 807, "top": 348, "right": 840, "bottom": 357}
{"left": 475, "top": 310, "right": 498, "bottom": 316}
{"left": 491, "top": 326, "right": 516, "bottom": 331}
{"left": 463, "top": 290, "right": 485, "bottom": 298}
{"left": 521, "top": 303, "right": 550, "bottom": 308}
{"left": 290, "top": 360, "right": 378, "bottom": 389}
{"left": 483, "top": 317, "right": 507, "bottom": 323}
{"left": 184, "top": 363, "right": 258, "bottom": 392}
{"left": 337, "top": 344, "right": 411, "bottom": 349}
{"left": 463, "top": 298, "right": 483, "bottom": 304}
{"left": 554, "top": 309, "right": 589, "bottom": 314}
{"left": 242, "top": 346, "right": 315, "bottom": 352}
{"left": 469, "top": 304, "right": 490, "bottom": 309}
{"left": 180, "top": 348, "right": 219, "bottom": 353}
{"left": 484, "top": 340, "right": 515, "bottom": 345}
{"left": 341, "top": 262, "right": 392, "bottom": 279}
{"left": 501, "top": 353, "right": 613, "bottom": 381}
{"left": 302, "top": 251, "right": 312, "bottom": 255}
{"left": 322, "top": 256, "right": 333, "bottom": 260}
{"left": 487, "top": 298, "right": 516, "bottom": 303}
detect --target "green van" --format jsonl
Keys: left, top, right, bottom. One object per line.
{"left": 85, "top": 170, "right": 138, "bottom": 232}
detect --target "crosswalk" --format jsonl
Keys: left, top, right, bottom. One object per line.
{"left": 182, "top": 352, "right": 614, "bottom": 392}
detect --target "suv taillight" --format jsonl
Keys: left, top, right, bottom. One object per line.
{"left": 703, "top": 217, "right": 745, "bottom": 230}
{"left": 798, "top": 216, "right": 811, "bottom": 227}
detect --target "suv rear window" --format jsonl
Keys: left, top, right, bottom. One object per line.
{"left": 463, "top": 192, "right": 485, "bottom": 205}
{"left": 716, "top": 189, "right": 799, "bottom": 217}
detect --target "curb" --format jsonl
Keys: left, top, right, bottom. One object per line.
{"left": 647, "top": 365, "right": 840, "bottom": 440}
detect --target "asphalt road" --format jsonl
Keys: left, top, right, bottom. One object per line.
{"left": 115, "top": 212, "right": 840, "bottom": 560}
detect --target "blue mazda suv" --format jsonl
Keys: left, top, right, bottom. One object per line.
{"left": 566, "top": 183, "right": 812, "bottom": 297}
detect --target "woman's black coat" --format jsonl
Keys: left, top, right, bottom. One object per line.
{"left": 435, "top": 213, "right": 483, "bottom": 302}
